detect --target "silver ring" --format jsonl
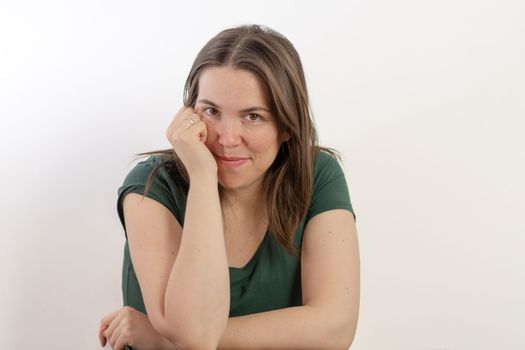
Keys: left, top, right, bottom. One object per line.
{"left": 186, "top": 116, "right": 195, "bottom": 125}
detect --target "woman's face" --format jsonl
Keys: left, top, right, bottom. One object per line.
{"left": 195, "top": 66, "right": 285, "bottom": 193}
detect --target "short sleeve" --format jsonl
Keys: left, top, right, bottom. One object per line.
{"left": 116, "top": 156, "right": 186, "bottom": 238}
{"left": 306, "top": 151, "right": 355, "bottom": 221}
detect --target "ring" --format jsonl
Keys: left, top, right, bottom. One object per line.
{"left": 185, "top": 116, "right": 195, "bottom": 126}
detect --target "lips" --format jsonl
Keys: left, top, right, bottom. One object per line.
{"left": 214, "top": 154, "right": 249, "bottom": 168}
{"left": 218, "top": 156, "right": 248, "bottom": 161}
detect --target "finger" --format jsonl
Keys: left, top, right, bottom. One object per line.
{"left": 102, "top": 310, "right": 126, "bottom": 348}
{"left": 192, "top": 109, "right": 203, "bottom": 120}
{"left": 183, "top": 113, "right": 200, "bottom": 128}
{"left": 179, "top": 118, "right": 208, "bottom": 144}
{"left": 168, "top": 114, "right": 205, "bottom": 146}
{"left": 98, "top": 325, "right": 108, "bottom": 347}
{"left": 99, "top": 309, "right": 122, "bottom": 346}
{"left": 167, "top": 107, "right": 196, "bottom": 140}
{"left": 195, "top": 119, "right": 209, "bottom": 143}
{"left": 113, "top": 330, "right": 130, "bottom": 350}
{"left": 108, "top": 322, "right": 124, "bottom": 350}
{"left": 98, "top": 322, "right": 108, "bottom": 346}
{"left": 100, "top": 309, "right": 121, "bottom": 328}
{"left": 170, "top": 106, "right": 195, "bottom": 130}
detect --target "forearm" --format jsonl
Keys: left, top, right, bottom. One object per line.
{"left": 218, "top": 305, "right": 355, "bottom": 350}
{"left": 162, "top": 175, "right": 230, "bottom": 347}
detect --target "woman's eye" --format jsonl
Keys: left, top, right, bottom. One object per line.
{"left": 244, "top": 113, "right": 261, "bottom": 122}
{"left": 203, "top": 107, "right": 219, "bottom": 117}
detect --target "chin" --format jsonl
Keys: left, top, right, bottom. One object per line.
{"left": 217, "top": 172, "right": 262, "bottom": 192}
{"left": 217, "top": 176, "right": 245, "bottom": 190}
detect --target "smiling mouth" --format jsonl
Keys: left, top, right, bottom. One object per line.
{"left": 215, "top": 154, "right": 249, "bottom": 167}
{"left": 218, "top": 156, "right": 248, "bottom": 161}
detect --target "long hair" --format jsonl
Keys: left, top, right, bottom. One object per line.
{"left": 138, "top": 24, "right": 337, "bottom": 256}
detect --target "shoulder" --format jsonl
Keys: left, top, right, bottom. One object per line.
{"left": 313, "top": 150, "right": 343, "bottom": 178}
{"left": 312, "top": 150, "right": 347, "bottom": 193}
{"left": 120, "top": 156, "right": 171, "bottom": 188}
{"left": 307, "top": 150, "right": 355, "bottom": 221}
{"left": 117, "top": 155, "right": 187, "bottom": 232}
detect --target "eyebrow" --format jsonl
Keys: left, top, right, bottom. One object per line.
{"left": 197, "top": 99, "right": 271, "bottom": 113}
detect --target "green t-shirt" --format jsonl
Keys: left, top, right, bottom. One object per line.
{"left": 117, "top": 151, "right": 354, "bottom": 318}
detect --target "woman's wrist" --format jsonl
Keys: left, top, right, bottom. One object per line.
{"left": 188, "top": 171, "right": 218, "bottom": 189}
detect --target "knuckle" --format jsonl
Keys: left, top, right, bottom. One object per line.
{"left": 121, "top": 327, "right": 132, "bottom": 337}
{"left": 121, "top": 317, "right": 131, "bottom": 326}
{"left": 122, "top": 308, "right": 133, "bottom": 317}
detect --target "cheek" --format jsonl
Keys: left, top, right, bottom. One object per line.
{"left": 250, "top": 134, "right": 281, "bottom": 159}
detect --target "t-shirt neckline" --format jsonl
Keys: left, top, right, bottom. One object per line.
{"left": 228, "top": 230, "right": 269, "bottom": 271}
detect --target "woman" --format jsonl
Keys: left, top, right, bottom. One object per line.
{"left": 99, "top": 24, "right": 360, "bottom": 350}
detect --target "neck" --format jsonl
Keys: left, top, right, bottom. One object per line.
{"left": 220, "top": 181, "right": 266, "bottom": 215}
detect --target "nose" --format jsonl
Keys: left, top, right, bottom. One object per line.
{"left": 217, "top": 117, "right": 242, "bottom": 147}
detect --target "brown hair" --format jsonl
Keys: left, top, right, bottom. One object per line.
{"left": 137, "top": 24, "right": 338, "bottom": 255}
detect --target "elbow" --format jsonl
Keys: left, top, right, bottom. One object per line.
{"left": 153, "top": 317, "right": 224, "bottom": 350}
{"left": 332, "top": 329, "right": 356, "bottom": 350}
{"left": 324, "top": 310, "right": 358, "bottom": 350}
{"left": 318, "top": 309, "right": 358, "bottom": 350}
{"left": 164, "top": 335, "right": 218, "bottom": 350}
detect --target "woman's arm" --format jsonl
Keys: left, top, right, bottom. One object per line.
{"left": 218, "top": 209, "right": 360, "bottom": 350}
{"left": 104, "top": 209, "right": 357, "bottom": 350}
{"left": 124, "top": 175, "right": 229, "bottom": 350}
{"left": 123, "top": 108, "right": 230, "bottom": 349}
{"left": 124, "top": 173, "right": 230, "bottom": 348}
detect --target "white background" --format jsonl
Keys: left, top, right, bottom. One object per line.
{"left": 1, "top": 0, "right": 524, "bottom": 349}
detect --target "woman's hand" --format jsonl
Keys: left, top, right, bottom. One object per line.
{"left": 98, "top": 306, "right": 178, "bottom": 350}
{"left": 166, "top": 106, "right": 217, "bottom": 180}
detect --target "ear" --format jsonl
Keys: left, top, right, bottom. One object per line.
{"left": 280, "top": 131, "right": 291, "bottom": 142}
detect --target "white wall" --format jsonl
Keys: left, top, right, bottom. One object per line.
{"left": 1, "top": 0, "right": 524, "bottom": 349}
